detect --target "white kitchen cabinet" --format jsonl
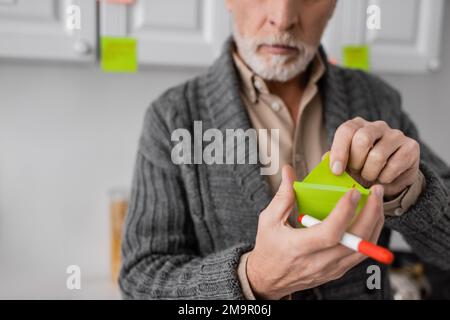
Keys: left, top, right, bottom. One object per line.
{"left": 0, "top": 0, "right": 96, "bottom": 62}
{"left": 100, "top": 0, "right": 231, "bottom": 67}
{"left": 102, "top": 0, "right": 445, "bottom": 72}
{"left": 1, "top": 0, "right": 444, "bottom": 72}
{"left": 322, "top": 0, "right": 446, "bottom": 74}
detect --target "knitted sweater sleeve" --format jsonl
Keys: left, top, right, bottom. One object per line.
{"left": 118, "top": 94, "right": 252, "bottom": 299}
{"left": 383, "top": 89, "right": 450, "bottom": 270}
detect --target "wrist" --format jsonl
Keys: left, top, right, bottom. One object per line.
{"left": 247, "top": 250, "right": 283, "bottom": 300}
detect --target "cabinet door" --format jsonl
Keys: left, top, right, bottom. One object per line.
{"left": 100, "top": 0, "right": 231, "bottom": 67}
{"left": 0, "top": 0, "right": 96, "bottom": 62}
{"left": 322, "top": 0, "right": 445, "bottom": 74}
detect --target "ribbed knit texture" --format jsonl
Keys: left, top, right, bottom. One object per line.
{"left": 119, "top": 39, "right": 450, "bottom": 300}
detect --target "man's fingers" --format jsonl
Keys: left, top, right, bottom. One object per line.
{"left": 291, "top": 186, "right": 386, "bottom": 274}
{"left": 332, "top": 185, "right": 385, "bottom": 271}
{"left": 335, "top": 212, "right": 386, "bottom": 273}
{"left": 301, "top": 189, "right": 361, "bottom": 251}
{"left": 330, "top": 117, "right": 366, "bottom": 175}
{"left": 263, "top": 165, "right": 296, "bottom": 223}
{"left": 322, "top": 189, "right": 360, "bottom": 233}
{"left": 301, "top": 189, "right": 386, "bottom": 275}
{"left": 368, "top": 210, "right": 385, "bottom": 244}
{"left": 348, "top": 185, "right": 384, "bottom": 240}
{"left": 335, "top": 251, "right": 367, "bottom": 274}
{"left": 381, "top": 164, "right": 419, "bottom": 197}
{"left": 307, "top": 242, "right": 354, "bottom": 270}
{"left": 378, "top": 139, "right": 420, "bottom": 184}
{"left": 359, "top": 130, "right": 403, "bottom": 182}
{"left": 348, "top": 122, "right": 387, "bottom": 172}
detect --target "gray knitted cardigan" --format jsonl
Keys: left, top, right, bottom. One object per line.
{"left": 119, "top": 39, "right": 450, "bottom": 300}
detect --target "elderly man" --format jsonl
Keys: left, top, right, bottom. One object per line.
{"left": 119, "top": 0, "right": 450, "bottom": 299}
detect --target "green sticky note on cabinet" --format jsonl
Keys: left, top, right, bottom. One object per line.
{"left": 101, "top": 37, "right": 137, "bottom": 73}
{"left": 343, "top": 45, "right": 370, "bottom": 71}
{"left": 294, "top": 153, "right": 370, "bottom": 221}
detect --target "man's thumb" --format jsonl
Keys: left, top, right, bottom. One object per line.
{"left": 278, "top": 165, "right": 296, "bottom": 196}
{"left": 265, "top": 165, "right": 296, "bottom": 222}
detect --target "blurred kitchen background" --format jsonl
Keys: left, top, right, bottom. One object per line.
{"left": 0, "top": 0, "right": 449, "bottom": 299}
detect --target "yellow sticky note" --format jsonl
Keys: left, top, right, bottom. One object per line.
{"left": 293, "top": 153, "right": 370, "bottom": 221}
{"left": 343, "top": 45, "right": 370, "bottom": 72}
{"left": 101, "top": 37, "right": 137, "bottom": 73}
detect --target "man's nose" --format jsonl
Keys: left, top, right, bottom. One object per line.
{"left": 267, "top": 0, "right": 298, "bottom": 32}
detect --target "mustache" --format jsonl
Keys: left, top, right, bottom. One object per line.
{"left": 252, "top": 33, "right": 310, "bottom": 51}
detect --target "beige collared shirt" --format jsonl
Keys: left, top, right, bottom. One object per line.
{"left": 233, "top": 49, "right": 328, "bottom": 195}
{"left": 232, "top": 49, "right": 425, "bottom": 300}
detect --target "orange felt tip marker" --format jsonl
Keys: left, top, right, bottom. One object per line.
{"left": 298, "top": 214, "right": 394, "bottom": 265}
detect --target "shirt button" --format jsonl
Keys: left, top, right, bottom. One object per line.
{"left": 254, "top": 79, "right": 263, "bottom": 90}
{"left": 271, "top": 102, "right": 281, "bottom": 112}
{"left": 295, "top": 154, "right": 302, "bottom": 162}
{"left": 394, "top": 208, "right": 404, "bottom": 216}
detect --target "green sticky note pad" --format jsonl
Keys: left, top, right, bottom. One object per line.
{"left": 101, "top": 37, "right": 137, "bottom": 73}
{"left": 343, "top": 45, "right": 370, "bottom": 71}
{"left": 294, "top": 153, "right": 370, "bottom": 221}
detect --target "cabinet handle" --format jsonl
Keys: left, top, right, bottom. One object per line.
{"left": 428, "top": 59, "right": 440, "bottom": 72}
{"left": 73, "top": 40, "right": 92, "bottom": 55}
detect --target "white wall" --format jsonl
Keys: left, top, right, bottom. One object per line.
{"left": 0, "top": 4, "right": 449, "bottom": 298}
{"left": 0, "top": 61, "right": 203, "bottom": 298}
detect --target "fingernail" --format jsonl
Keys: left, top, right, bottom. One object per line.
{"left": 331, "top": 161, "right": 343, "bottom": 175}
{"left": 351, "top": 189, "right": 361, "bottom": 204}
{"left": 373, "top": 185, "right": 384, "bottom": 198}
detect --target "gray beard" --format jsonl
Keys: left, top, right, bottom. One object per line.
{"left": 232, "top": 26, "right": 317, "bottom": 82}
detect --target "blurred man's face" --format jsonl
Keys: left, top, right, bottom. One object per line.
{"left": 226, "top": 0, "right": 336, "bottom": 82}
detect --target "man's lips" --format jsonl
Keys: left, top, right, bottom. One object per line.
{"left": 260, "top": 44, "right": 299, "bottom": 55}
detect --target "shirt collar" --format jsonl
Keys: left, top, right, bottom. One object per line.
{"left": 232, "top": 45, "right": 326, "bottom": 104}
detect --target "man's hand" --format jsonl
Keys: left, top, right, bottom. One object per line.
{"left": 246, "top": 165, "right": 385, "bottom": 300}
{"left": 329, "top": 117, "right": 420, "bottom": 197}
